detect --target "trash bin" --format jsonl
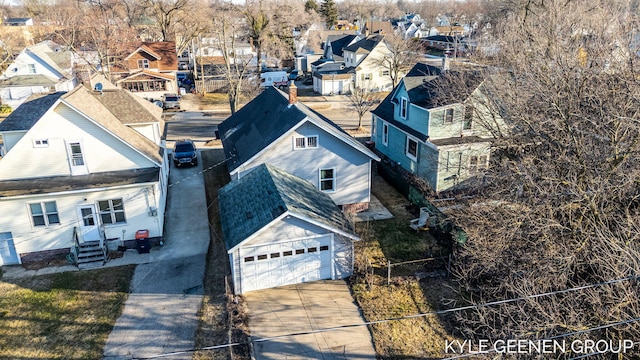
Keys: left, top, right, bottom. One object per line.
{"left": 135, "top": 229, "right": 150, "bottom": 254}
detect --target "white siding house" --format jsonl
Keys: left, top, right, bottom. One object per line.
{"left": 218, "top": 85, "right": 380, "bottom": 212}
{"left": 0, "top": 85, "right": 168, "bottom": 267}
{"left": 0, "top": 40, "right": 77, "bottom": 110}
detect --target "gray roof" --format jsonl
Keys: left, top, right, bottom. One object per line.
{"left": 0, "top": 92, "right": 66, "bottom": 131}
{"left": 218, "top": 86, "right": 379, "bottom": 173}
{"left": 343, "top": 35, "right": 384, "bottom": 54}
{"left": 25, "top": 41, "right": 73, "bottom": 78}
{"left": 61, "top": 86, "right": 164, "bottom": 164}
{"left": 218, "top": 164, "right": 357, "bottom": 251}
{"left": 0, "top": 168, "right": 160, "bottom": 197}
{"left": 0, "top": 74, "right": 58, "bottom": 87}
{"left": 0, "top": 86, "right": 164, "bottom": 164}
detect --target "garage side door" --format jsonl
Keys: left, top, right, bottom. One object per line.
{"left": 240, "top": 235, "right": 332, "bottom": 293}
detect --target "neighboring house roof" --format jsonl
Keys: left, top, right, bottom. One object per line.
{"left": 343, "top": 35, "right": 384, "bottom": 54}
{"left": 363, "top": 21, "right": 393, "bottom": 35}
{"left": 372, "top": 62, "right": 484, "bottom": 142}
{"left": 61, "top": 86, "right": 164, "bottom": 163}
{"left": 325, "top": 34, "right": 358, "bottom": 59}
{"left": 0, "top": 86, "right": 164, "bottom": 164}
{"left": 0, "top": 92, "right": 66, "bottom": 131}
{"left": 129, "top": 41, "right": 178, "bottom": 71}
{"left": 218, "top": 86, "right": 379, "bottom": 174}
{"left": 218, "top": 163, "right": 358, "bottom": 252}
{"left": 116, "top": 69, "right": 177, "bottom": 83}
{"left": 0, "top": 74, "right": 58, "bottom": 87}
{"left": 25, "top": 40, "right": 73, "bottom": 78}
{"left": 0, "top": 168, "right": 160, "bottom": 197}
{"left": 5, "top": 17, "right": 32, "bottom": 24}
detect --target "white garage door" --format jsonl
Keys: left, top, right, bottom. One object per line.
{"left": 240, "top": 235, "right": 332, "bottom": 293}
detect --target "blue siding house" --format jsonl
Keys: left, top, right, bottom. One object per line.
{"left": 371, "top": 63, "right": 503, "bottom": 192}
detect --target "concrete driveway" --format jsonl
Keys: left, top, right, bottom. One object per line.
{"left": 103, "top": 152, "right": 210, "bottom": 360}
{"left": 244, "top": 280, "right": 377, "bottom": 360}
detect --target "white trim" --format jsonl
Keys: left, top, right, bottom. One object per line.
{"left": 125, "top": 47, "right": 161, "bottom": 60}
{"left": 230, "top": 117, "right": 380, "bottom": 177}
{"left": 59, "top": 99, "right": 162, "bottom": 167}
{"left": 226, "top": 212, "right": 289, "bottom": 253}
{"left": 400, "top": 97, "right": 408, "bottom": 119}
{"left": 319, "top": 167, "right": 336, "bottom": 193}
{"left": 330, "top": 233, "right": 335, "bottom": 280}
{"left": 405, "top": 136, "right": 419, "bottom": 161}
{"left": 66, "top": 139, "right": 88, "bottom": 175}
{"left": 0, "top": 181, "right": 158, "bottom": 201}
{"left": 32, "top": 138, "right": 49, "bottom": 147}
{"left": 381, "top": 122, "right": 389, "bottom": 146}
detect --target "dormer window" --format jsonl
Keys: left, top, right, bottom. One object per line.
{"left": 138, "top": 59, "right": 149, "bottom": 69}
{"left": 400, "top": 97, "right": 408, "bottom": 119}
{"left": 293, "top": 135, "right": 318, "bottom": 150}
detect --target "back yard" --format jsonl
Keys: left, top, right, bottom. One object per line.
{"left": 350, "top": 169, "right": 462, "bottom": 358}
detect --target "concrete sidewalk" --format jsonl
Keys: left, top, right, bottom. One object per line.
{"left": 102, "top": 155, "right": 210, "bottom": 360}
{"left": 244, "top": 280, "right": 377, "bottom": 360}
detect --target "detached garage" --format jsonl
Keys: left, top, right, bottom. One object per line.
{"left": 219, "top": 164, "right": 359, "bottom": 294}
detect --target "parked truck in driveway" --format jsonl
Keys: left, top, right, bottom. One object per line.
{"left": 260, "top": 71, "right": 288, "bottom": 88}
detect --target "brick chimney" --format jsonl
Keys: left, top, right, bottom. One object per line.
{"left": 288, "top": 80, "right": 297, "bottom": 105}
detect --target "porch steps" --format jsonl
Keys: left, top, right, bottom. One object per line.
{"left": 76, "top": 241, "right": 106, "bottom": 269}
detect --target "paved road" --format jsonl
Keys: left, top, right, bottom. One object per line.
{"left": 103, "top": 157, "right": 210, "bottom": 360}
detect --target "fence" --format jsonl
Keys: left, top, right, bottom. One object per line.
{"left": 195, "top": 78, "right": 229, "bottom": 93}
{"left": 386, "top": 254, "right": 452, "bottom": 285}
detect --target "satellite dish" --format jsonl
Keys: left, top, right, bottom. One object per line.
{"left": 94, "top": 82, "right": 103, "bottom": 91}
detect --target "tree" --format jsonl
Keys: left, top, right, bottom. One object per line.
{"left": 305, "top": 0, "right": 318, "bottom": 13}
{"left": 440, "top": 0, "right": 640, "bottom": 350}
{"left": 244, "top": 2, "right": 270, "bottom": 74}
{"left": 373, "top": 32, "right": 422, "bottom": 87}
{"left": 349, "top": 87, "right": 380, "bottom": 129}
{"left": 209, "top": 2, "right": 257, "bottom": 114}
{"left": 141, "top": 0, "right": 192, "bottom": 42}
{"left": 320, "top": 0, "right": 338, "bottom": 28}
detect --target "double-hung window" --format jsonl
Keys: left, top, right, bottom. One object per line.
{"left": 29, "top": 201, "right": 60, "bottom": 226}
{"left": 98, "top": 199, "right": 126, "bottom": 224}
{"left": 400, "top": 97, "right": 408, "bottom": 119}
{"left": 319, "top": 168, "right": 336, "bottom": 192}
{"left": 406, "top": 137, "right": 418, "bottom": 161}
{"left": 382, "top": 123, "right": 389, "bottom": 146}
{"left": 293, "top": 135, "right": 318, "bottom": 150}
{"left": 444, "top": 108, "right": 454, "bottom": 123}
{"left": 463, "top": 105, "right": 473, "bottom": 130}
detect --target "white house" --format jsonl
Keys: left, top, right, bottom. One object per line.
{"left": 0, "top": 40, "right": 77, "bottom": 110}
{"left": 0, "top": 85, "right": 168, "bottom": 268}
{"left": 218, "top": 85, "right": 380, "bottom": 213}
{"left": 342, "top": 35, "right": 395, "bottom": 92}
{"left": 219, "top": 163, "right": 359, "bottom": 294}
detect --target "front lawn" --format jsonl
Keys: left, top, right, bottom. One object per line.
{"left": 0, "top": 266, "right": 135, "bottom": 359}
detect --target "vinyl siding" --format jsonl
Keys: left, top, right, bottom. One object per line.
{"left": 0, "top": 103, "right": 158, "bottom": 180}
{"left": 1, "top": 132, "right": 26, "bottom": 152}
{"left": 128, "top": 123, "right": 161, "bottom": 144}
{"left": 374, "top": 116, "right": 419, "bottom": 173}
{"left": 434, "top": 142, "right": 491, "bottom": 192}
{"left": 0, "top": 183, "right": 162, "bottom": 255}
{"left": 235, "top": 121, "right": 372, "bottom": 206}
{"left": 427, "top": 104, "right": 466, "bottom": 139}
{"left": 353, "top": 44, "right": 395, "bottom": 91}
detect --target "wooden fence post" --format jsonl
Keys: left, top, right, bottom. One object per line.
{"left": 387, "top": 260, "right": 391, "bottom": 286}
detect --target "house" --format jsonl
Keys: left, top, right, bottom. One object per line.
{"left": 362, "top": 20, "right": 393, "bottom": 36}
{"left": 219, "top": 163, "right": 359, "bottom": 294}
{"left": 371, "top": 62, "right": 502, "bottom": 193}
{"left": 342, "top": 34, "right": 395, "bottom": 92}
{"left": 0, "top": 85, "right": 168, "bottom": 267}
{"left": 0, "top": 40, "right": 76, "bottom": 109}
{"left": 110, "top": 41, "right": 179, "bottom": 100}
{"left": 218, "top": 85, "right": 380, "bottom": 213}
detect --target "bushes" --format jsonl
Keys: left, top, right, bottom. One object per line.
{"left": 0, "top": 104, "right": 12, "bottom": 114}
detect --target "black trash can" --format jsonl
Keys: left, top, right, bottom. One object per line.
{"left": 135, "top": 229, "right": 150, "bottom": 254}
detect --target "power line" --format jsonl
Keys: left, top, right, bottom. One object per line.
{"left": 133, "top": 275, "right": 640, "bottom": 359}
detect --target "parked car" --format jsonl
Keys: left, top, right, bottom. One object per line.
{"left": 161, "top": 93, "right": 181, "bottom": 110}
{"left": 173, "top": 139, "right": 197, "bottom": 167}
{"left": 288, "top": 70, "right": 302, "bottom": 81}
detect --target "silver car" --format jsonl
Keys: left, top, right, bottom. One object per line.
{"left": 161, "top": 93, "right": 181, "bottom": 110}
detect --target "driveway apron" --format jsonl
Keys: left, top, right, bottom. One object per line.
{"left": 244, "top": 280, "right": 377, "bottom": 360}
{"left": 103, "top": 156, "right": 210, "bottom": 360}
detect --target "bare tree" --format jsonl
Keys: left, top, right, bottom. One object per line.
{"left": 141, "top": 0, "right": 192, "bottom": 42}
{"left": 372, "top": 32, "right": 423, "bottom": 87}
{"left": 349, "top": 86, "right": 380, "bottom": 129}
{"left": 437, "top": 0, "right": 640, "bottom": 351}
{"left": 209, "top": 2, "right": 257, "bottom": 114}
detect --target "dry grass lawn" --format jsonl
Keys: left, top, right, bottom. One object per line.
{"left": 0, "top": 266, "right": 135, "bottom": 359}
{"left": 350, "top": 172, "right": 462, "bottom": 358}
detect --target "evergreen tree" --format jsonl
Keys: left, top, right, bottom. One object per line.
{"left": 319, "top": 0, "right": 337, "bottom": 28}
{"left": 304, "top": 0, "right": 318, "bottom": 13}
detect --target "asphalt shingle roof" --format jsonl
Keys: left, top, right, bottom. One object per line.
{"left": 218, "top": 86, "right": 378, "bottom": 173}
{"left": 218, "top": 164, "right": 357, "bottom": 251}
{"left": 0, "top": 92, "right": 66, "bottom": 131}
{"left": 0, "top": 74, "right": 58, "bottom": 87}
{"left": 343, "top": 35, "right": 384, "bottom": 54}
